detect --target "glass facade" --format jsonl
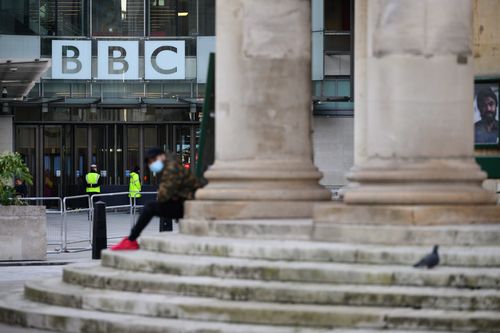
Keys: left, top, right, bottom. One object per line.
{"left": 4, "top": 0, "right": 351, "bottom": 196}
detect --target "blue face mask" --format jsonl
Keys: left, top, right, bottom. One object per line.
{"left": 149, "top": 160, "right": 164, "bottom": 174}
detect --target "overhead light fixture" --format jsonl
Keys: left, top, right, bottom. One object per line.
{"left": 178, "top": 12, "right": 189, "bottom": 16}
{"left": 9, "top": 67, "right": 18, "bottom": 72}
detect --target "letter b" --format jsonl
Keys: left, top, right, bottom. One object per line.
{"left": 108, "top": 46, "right": 129, "bottom": 74}
{"left": 62, "top": 46, "right": 82, "bottom": 74}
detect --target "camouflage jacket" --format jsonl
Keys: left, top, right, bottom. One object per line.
{"left": 158, "top": 160, "right": 201, "bottom": 202}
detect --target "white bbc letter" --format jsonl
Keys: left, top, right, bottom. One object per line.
{"left": 145, "top": 41, "right": 185, "bottom": 80}
{"left": 52, "top": 40, "right": 91, "bottom": 79}
{"left": 97, "top": 40, "right": 139, "bottom": 80}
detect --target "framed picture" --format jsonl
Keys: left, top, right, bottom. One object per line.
{"left": 474, "top": 80, "right": 500, "bottom": 147}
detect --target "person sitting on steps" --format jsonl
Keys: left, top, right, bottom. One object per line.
{"left": 111, "top": 147, "right": 201, "bottom": 251}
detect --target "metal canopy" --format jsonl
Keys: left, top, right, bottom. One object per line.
{"left": 10, "top": 97, "right": 63, "bottom": 105}
{"left": 142, "top": 98, "right": 188, "bottom": 106}
{"left": 0, "top": 60, "right": 50, "bottom": 99}
{"left": 51, "top": 98, "right": 101, "bottom": 106}
{"left": 99, "top": 98, "right": 142, "bottom": 107}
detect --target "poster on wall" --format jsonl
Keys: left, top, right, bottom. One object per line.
{"left": 474, "top": 82, "right": 499, "bottom": 145}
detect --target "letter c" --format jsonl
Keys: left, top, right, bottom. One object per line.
{"left": 151, "top": 46, "right": 177, "bottom": 75}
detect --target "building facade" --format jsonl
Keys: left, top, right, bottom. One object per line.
{"left": 0, "top": 0, "right": 498, "bottom": 198}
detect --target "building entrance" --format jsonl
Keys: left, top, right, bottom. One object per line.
{"left": 14, "top": 123, "right": 198, "bottom": 198}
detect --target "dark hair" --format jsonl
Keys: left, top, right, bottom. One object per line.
{"left": 133, "top": 165, "right": 140, "bottom": 173}
{"left": 477, "top": 87, "right": 498, "bottom": 107}
{"left": 144, "top": 147, "right": 165, "bottom": 164}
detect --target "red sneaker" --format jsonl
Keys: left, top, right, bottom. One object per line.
{"left": 110, "top": 237, "right": 139, "bottom": 251}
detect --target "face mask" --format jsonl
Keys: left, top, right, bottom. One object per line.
{"left": 149, "top": 160, "right": 164, "bottom": 174}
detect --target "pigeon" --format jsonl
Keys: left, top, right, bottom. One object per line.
{"left": 413, "top": 245, "right": 440, "bottom": 269}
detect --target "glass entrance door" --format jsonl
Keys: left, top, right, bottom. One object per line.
{"left": 42, "top": 126, "right": 62, "bottom": 198}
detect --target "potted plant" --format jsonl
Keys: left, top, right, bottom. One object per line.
{"left": 0, "top": 152, "right": 33, "bottom": 205}
{"left": 0, "top": 152, "right": 46, "bottom": 260}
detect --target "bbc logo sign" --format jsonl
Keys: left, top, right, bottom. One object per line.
{"left": 52, "top": 40, "right": 185, "bottom": 80}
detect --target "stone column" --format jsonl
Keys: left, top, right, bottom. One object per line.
{"left": 315, "top": 0, "right": 500, "bottom": 226}
{"left": 186, "top": 0, "right": 330, "bottom": 220}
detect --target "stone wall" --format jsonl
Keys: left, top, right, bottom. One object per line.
{"left": 473, "top": 0, "right": 500, "bottom": 76}
{"left": 313, "top": 117, "right": 354, "bottom": 187}
{"left": 0, "top": 206, "right": 46, "bottom": 261}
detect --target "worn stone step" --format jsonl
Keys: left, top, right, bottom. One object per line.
{"left": 0, "top": 294, "right": 458, "bottom": 333}
{"left": 62, "top": 263, "right": 500, "bottom": 311}
{"left": 141, "top": 234, "right": 500, "bottom": 267}
{"left": 180, "top": 218, "right": 314, "bottom": 240}
{"left": 22, "top": 278, "right": 500, "bottom": 331}
{"left": 0, "top": 292, "right": 349, "bottom": 333}
{"left": 312, "top": 223, "right": 500, "bottom": 246}
{"left": 101, "top": 250, "right": 500, "bottom": 288}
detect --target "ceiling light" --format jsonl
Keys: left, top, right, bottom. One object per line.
{"left": 178, "top": 12, "right": 188, "bottom": 16}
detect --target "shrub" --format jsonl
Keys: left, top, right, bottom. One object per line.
{"left": 0, "top": 152, "right": 33, "bottom": 205}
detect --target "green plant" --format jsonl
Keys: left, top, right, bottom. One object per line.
{"left": 0, "top": 152, "right": 33, "bottom": 205}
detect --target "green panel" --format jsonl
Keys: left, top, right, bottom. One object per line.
{"left": 337, "top": 80, "right": 351, "bottom": 97}
{"left": 476, "top": 156, "right": 500, "bottom": 178}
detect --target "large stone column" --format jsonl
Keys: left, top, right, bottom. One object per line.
{"left": 187, "top": 0, "right": 330, "bottom": 220}
{"left": 315, "top": 0, "right": 500, "bottom": 226}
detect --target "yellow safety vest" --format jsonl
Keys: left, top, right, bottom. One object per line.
{"left": 129, "top": 172, "right": 142, "bottom": 198}
{"left": 85, "top": 172, "right": 101, "bottom": 193}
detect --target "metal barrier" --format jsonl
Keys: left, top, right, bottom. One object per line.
{"left": 62, "top": 194, "right": 92, "bottom": 252}
{"left": 90, "top": 192, "right": 136, "bottom": 240}
{"left": 19, "top": 197, "right": 64, "bottom": 254}
{"left": 15, "top": 190, "right": 162, "bottom": 254}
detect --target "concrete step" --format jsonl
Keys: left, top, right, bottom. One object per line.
{"left": 312, "top": 223, "right": 500, "bottom": 246}
{"left": 22, "top": 278, "right": 500, "bottom": 331}
{"left": 100, "top": 250, "right": 500, "bottom": 289}
{"left": 0, "top": 292, "right": 343, "bottom": 333}
{"left": 141, "top": 234, "right": 500, "bottom": 267}
{"left": 62, "top": 263, "right": 500, "bottom": 311}
{"left": 180, "top": 218, "right": 314, "bottom": 240}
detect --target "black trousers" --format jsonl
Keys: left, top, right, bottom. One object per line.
{"left": 129, "top": 200, "right": 184, "bottom": 241}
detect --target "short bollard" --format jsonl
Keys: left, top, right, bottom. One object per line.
{"left": 159, "top": 217, "right": 173, "bottom": 232}
{"left": 92, "top": 201, "right": 107, "bottom": 259}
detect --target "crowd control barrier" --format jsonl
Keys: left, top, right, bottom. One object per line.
{"left": 19, "top": 197, "right": 64, "bottom": 254}
{"left": 62, "top": 194, "right": 92, "bottom": 252}
{"left": 19, "top": 190, "right": 171, "bottom": 254}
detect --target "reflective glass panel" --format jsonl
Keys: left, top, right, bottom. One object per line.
{"left": 0, "top": 0, "right": 39, "bottom": 34}
{"left": 40, "top": 0, "right": 86, "bottom": 36}
{"left": 92, "top": 0, "right": 144, "bottom": 36}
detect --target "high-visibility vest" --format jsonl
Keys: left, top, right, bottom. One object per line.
{"left": 85, "top": 172, "right": 101, "bottom": 193}
{"left": 129, "top": 172, "right": 142, "bottom": 198}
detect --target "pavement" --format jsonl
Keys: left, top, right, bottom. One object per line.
{"left": 0, "top": 211, "right": 179, "bottom": 333}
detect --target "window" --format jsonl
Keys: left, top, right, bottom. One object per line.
{"left": 150, "top": 0, "right": 196, "bottom": 36}
{"left": 324, "top": 0, "right": 353, "bottom": 76}
{"left": 0, "top": 0, "right": 39, "bottom": 34}
{"left": 198, "top": 0, "right": 215, "bottom": 36}
{"left": 39, "top": 0, "right": 86, "bottom": 36}
{"left": 92, "top": 0, "right": 144, "bottom": 36}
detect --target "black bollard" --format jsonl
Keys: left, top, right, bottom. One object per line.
{"left": 92, "top": 201, "right": 107, "bottom": 259}
{"left": 159, "top": 217, "right": 173, "bottom": 232}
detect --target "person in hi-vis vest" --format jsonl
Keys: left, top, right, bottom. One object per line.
{"left": 85, "top": 164, "right": 101, "bottom": 193}
{"left": 129, "top": 166, "right": 142, "bottom": 199}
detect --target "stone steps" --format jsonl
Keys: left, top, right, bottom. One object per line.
{"left": 140, "top": 234, "right": 500, "bottom": 267}
{"left": 0, "top": 292, "right": 377, "bottom": 333}
{"left": 21, "top": 278, "right": 500, "bottom": 331}
{"left": 180, "top": 219, "right": 500, "bottom": 246}
{"left": 61, "top": 263, "right": 500, "bottom": 311}
{"left": 180, "top": 218, "right": 314, "bottom": 240}
{"left": 101, "top": 250, "right": 500, "bottom": 288}
{"left": 312, "top": 223, "right": 500, "bottom": 246}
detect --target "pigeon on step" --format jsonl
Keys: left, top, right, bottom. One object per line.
{"left": 413, "top": 245, "right": 440, "bottom": 269}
